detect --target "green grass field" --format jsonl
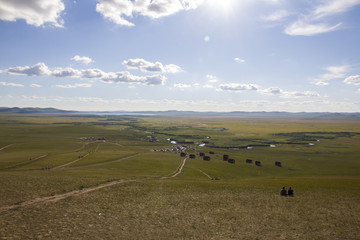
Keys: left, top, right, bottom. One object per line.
{"left": 0, "top": 115, "right": 359, "bottom": 239}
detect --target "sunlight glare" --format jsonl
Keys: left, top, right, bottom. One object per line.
{"left": 207, "top": 0, "right": 236, "bottom": 13}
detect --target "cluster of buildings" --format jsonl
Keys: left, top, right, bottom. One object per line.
{"left": 153, "top": 144, "right": 190, "bottom": 153}
{"left": 78, "top": 137, "right": 106, "bottom": 141}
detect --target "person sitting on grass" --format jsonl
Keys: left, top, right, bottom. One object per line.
{"left": 280, "top": 187, "right": 287, "bottom": 196}
{"left": 288, "top": 187, "right": 294, "bottom": 197}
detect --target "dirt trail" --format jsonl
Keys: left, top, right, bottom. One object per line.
{"left": 171, "top": 157, "right": 187, "bottom": 178}
{"left": 74, "top": 142, "right": 88, "bottom": 152}
{"left": 0, "top": 144, "right": 16, "bottom": 151}
{"left": 198, "top": 169, "right": 213, "bottom": 179}
{"left": 52, "top": 152, "right": 91, "bottom": 170}
{"left": 0, "top": 155, "right": 186, "bottom": 213}
{"left": 107, "top": 142, "right": 123, "bottom": 147}
{"left": 54, "top": 153, "right": 141, "bottom": 170}
{"left": 161, "top": 157, "right": 187, "bottom": 179}
{"left": 0, "top": 179, "right": 136, "bottom": 213}
{"left": 0, "top": 154, "right": 48, "bottom": 171}
{"left": 52, "top": 143, "right": 102, "bottom": 170}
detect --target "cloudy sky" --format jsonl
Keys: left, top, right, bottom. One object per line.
{"left": 0, "top": 0, "right": 360, "bottom": 112}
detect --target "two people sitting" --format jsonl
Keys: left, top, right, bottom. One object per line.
{"left": 280, "top": 187, "right": 294, "bottom": 197}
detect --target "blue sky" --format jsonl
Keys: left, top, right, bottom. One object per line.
{"left": 0, "top": 0, "right": 360, "bottom": 112}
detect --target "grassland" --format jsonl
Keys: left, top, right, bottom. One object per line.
{"left": 0, "top": 114, "right": 359, "bottom": 239}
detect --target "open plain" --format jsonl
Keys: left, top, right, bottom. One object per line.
{"left": 0, "top": 114, "right": 359, "bottom": 239}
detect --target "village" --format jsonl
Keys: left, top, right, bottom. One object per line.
{"left": 151, "top": 140, "right": 283, "bottom": 168}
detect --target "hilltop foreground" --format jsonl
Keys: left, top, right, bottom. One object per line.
{"left": 0, "top": 114, "right": 359, "bottom": 239}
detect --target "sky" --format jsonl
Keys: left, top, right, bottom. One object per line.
{"left": 0, "top": 0, "right": 360, "bottom": 112}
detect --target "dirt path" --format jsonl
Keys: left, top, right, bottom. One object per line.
{"left": 0, "top": 154, "right": 48, "bottom": 171}
{"left": 0, "top": 179, "right": 137, "bottom": 213}
{"left": 171, "top": 157, "right": 187, "bottom": 178}
{"left": 0, "top": 155, "right": 186, "bottom": 213}
{"left": 55, "top": 153, "right": 141, "bottom": 170}
{"left": 107, "top": 142, "right": 123, "bottom": 147}
{"left": 0, "top": 144, "right": 16, "bottom": 151}
{"left": 74, "top": 142, "right": 88, "bottom": 152}
{"left": 52, "top": 143, "right": 102, "bottom": 170}
{"left": 198, "top": 169, "right": 213, "bottom": 180}
{"left": 51, "top": 152, "right": 91, "bottom": 170}
{"left": 161, "top": 157, "right": 187, "bottom": 179}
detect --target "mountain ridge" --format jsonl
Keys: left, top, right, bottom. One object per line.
{"left": 1, "top": 107, "right": 360, "bottom": 119}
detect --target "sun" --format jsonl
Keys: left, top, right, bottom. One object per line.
{"left": 207, "top": 0, "right": 236, "bottom": 13}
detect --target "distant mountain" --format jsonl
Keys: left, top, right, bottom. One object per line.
{"left": 0, "top": 107, "right": 76, "bottom": 114}
{"left": 135, "top": 110, "right": 360, "bottom": 119}
{"left": 0, "top": 107, "right": 359, "bottom": 119}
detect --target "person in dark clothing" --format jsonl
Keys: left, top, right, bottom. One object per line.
{"left": 280, "top": 187, "right": 287, "bottom": 196}
{"left": 288, "top": 187, "right": 294, "bottom": 197}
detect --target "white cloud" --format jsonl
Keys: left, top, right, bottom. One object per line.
{"left": 4, "top": 62, "right": 51, "bottom": 76}
{"left": 52, "top": 67, "right": 82, "bottom": 78}
{"left": 102, "top": 71, "right": 167, "bottom": 85}
{"left": 30, "top": 84, "right": 42, "bottom": 88}
{"left": 71, "top": 55, "right": 94, "bottom": 65}
{"left": 312, "top": 65, "right": 351, "bottom": 85}
{"left": 96, "top": 0, "right": 202, "bottom": 27}
{"left": 2, "top": 62, "right": 167, "bottom": 86}
{"left": 101, "top": 71, "right": 142, "bottom": 84}
{"left": 203, "top": 84, "right": 215, "bottom": 89}
{"left": 344, "top": 75, "right": 360, "bottom": 85}
{"left": 122, "top": 58, "right": 182, "bottom": 73}
{"left": 285, "top": 0, "right": 360, "bottom": 36}
{"left": 206, "top": 74, "right": 218, "bottom": 83}
{"left": 218, "top": 83, "right": 258, "bottom": 92}
{"left": 260, "top": 87, "right": 283, "bottom": 95}
{"left": 56, "top": 83, "right": 92, "bottom": 88}
{"left": 96, "top": 0, "right": 136, "bottom": 27}
{"left": 123, "top": 58, "right": 164, "bottom": 72}
{"left": 285, "top": 21, "right": 342, "bottom": 36}
{"left": 260, "top": 87, "right": 320, "bottom": 98}
{"left": 174, "top": 83, "right": 191, "bottom": 88}
{"left": 282, "top": 91, "right": 320, "bottom": 98}
{"left": 77, "top": 97, "right": 109, "bottom": 103}
{"left": 165, "top": 64, "right": 183, "bottom": 73}
{"left": 234, "top": 57, "right": 245, "bottom": 63}
{"left": 312, "top": 0, "right": 360, "bottom": 19}
{"left": 0, "top": 81, "right": 24, "bottom": 87}
{"left": 143, "top": 74, "right": 167, "bottom": 85}
{"left": 80, "top": 68, "right": 106, "bottom": 79}
{"left": 0, "top": 0, "right": 65, "bottom": 27}
{"left": 216, "top": 84, "right": 321, "bottom": 98}
{"left": 262, "top": 9, "right": 291, "bottom": 22}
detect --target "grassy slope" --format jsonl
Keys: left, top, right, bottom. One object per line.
{"left": 0, "top": 115, "right": 359, "bottom": 239}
